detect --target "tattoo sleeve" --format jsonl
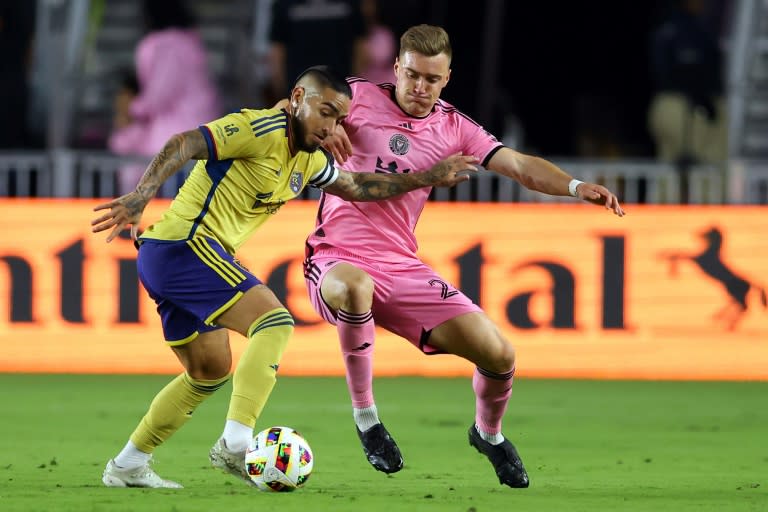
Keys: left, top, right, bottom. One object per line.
{"left": 325, "top": 169, "right": 436, "bottom": 201}
{"left": 134, "top": 129, "right": 209, "bottom": 202}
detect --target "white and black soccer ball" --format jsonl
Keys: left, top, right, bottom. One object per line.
{"left": 245, "top": 426, "right": 314, "bottom": 492}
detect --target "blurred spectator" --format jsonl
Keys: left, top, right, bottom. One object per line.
{"left": 0, "top": 3, "right": 36, "bottom": 149}
{"left": 267, "top": 0, "right": 367, "bottom": 104}
{"left": 108, "top": 0, "right": 222, "bottom": 194}
{"left": 647, "top": 0, "right": 727, "bottom": 165}
{"left": 357, "top": 0, "right": 396, "bottom": 84}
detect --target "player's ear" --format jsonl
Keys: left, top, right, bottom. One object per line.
{"left": 445, "top": 68, "right": 451, "bottom": 86}
{"left": 290, "top": 86, "right": 305, "bottom": 110}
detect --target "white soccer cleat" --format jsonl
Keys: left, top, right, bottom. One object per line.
{"left": 209, "top": 438, "right": 255, "bottom": 486}
{"left": 102, "top": 458, "right": 183, "bottom": 488}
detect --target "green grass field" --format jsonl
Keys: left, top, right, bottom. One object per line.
{"left": 0, "top": 375, "right": 765, "bottom": 512}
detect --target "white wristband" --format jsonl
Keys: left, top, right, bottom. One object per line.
{"left": 568, "top": 179, "right": 584, "bottom": 197}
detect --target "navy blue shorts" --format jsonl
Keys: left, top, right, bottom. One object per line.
{"left": 137, "top": 237, "right": 262, "bottom": 345}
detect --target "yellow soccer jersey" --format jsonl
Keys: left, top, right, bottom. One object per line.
{"left": 140, "top": 108, "right": 338, "bottom": 253}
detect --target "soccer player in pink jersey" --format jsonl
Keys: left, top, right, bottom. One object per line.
{"left": 302, "top": 25, "right": 625, "bottom": 488}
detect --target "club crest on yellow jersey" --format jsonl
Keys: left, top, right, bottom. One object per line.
{"left": 290, "top": 172, "right": 303, "bottom": 194}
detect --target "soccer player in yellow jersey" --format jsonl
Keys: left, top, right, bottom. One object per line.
{"left": 91, "top": 65, "right": 478, "bottom": 488}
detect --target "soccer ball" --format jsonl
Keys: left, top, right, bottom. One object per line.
{"left": 245, "top": 426, "right": 314, "bottom": 492}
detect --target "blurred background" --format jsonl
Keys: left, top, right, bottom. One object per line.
{"left": 1, "top": 0, "right": 766, "bottom": 204}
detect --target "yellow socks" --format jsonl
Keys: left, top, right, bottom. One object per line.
{"left": 226, "top": 308, "right": 294, "bottom": 428}
{"left": 130, "top": 372, "right": 229, "bottom": 453}
{"left": 127, "top": 307, "right": 294, "bottom": 455}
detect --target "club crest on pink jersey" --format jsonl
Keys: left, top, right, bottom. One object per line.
{"left": 289, "top": 172, "right": 303, "bottom": 194}
{"left": 389, "top": 134, "right": 410, "bottom": 155}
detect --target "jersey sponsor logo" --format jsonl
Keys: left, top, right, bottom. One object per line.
{"left": 253, "top": 192, "right": 285, "bottom": 214}
{"left": 428, "top": 278, "right": 459, "bottom": 299}
{"left": 375, "top": 156, "right": 411, "bottom": 174}
{"left": 389, "top": 133, "right": 410, "bottom": 155}
{"left": 289, "top": 172, "right": 303, "bottom": 194}
{"left": 224, "top": 123, "right": 239, "bottom": 136}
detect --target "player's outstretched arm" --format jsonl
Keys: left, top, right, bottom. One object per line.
{"left": 91, "top": 129, "right": 209, "bottom": 242}
{"left": 324, "top": 153, "right": 479, "bottom": 201}
{"left": 487, "top": 147, "right": 625, "bottom": 216}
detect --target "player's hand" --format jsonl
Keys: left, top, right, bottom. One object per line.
{"left": 321, "top": 124, "right": 353, "bottom": 164}
{"left": 91, "top": 191, "right": 147, "bottom": 242}
{"left": 574, "top": 182, "right": 625, "bottom": 216}
{"left": 425, "top": 153, "right": 480, "bottom": 187}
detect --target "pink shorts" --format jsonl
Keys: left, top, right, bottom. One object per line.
{"left": 303, "top": 248, "right": 482, "bottom": 353}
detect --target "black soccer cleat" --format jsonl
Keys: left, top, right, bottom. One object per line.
{"left": 468, "top": 424, "right": 530, "bottom": 488}
{"left": 356, "top": 423, "right": 404, "bottom": 474}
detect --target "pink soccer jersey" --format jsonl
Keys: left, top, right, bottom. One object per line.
{"left": 306, "top": 78, "right": 503, "bottom": 262}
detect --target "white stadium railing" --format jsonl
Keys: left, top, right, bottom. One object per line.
{"left": 0, "top": 150, "right": 765, "bottom": 204}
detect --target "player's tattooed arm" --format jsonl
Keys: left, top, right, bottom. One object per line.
{"left": 91, "top": 129, "right": 209, "bottom": 242}
{"left": 134, "top": 130, "right": 209, "bottom": 203}
{"left": 325, "top": 153, "right": 479, "bottom": 201}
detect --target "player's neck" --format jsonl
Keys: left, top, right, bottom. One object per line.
{"left": 286, "top": 110, "right": 299, "bottom": 156}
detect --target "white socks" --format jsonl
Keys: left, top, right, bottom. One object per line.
{"left": 354, "top": 405, "right": 380, "bottom": 432}
{"left": 113, "top": 440, "right": 151, "bottom": 469}
{"left": 112, "top": 421, "right": 253, "bottom": 470}
{"left": 476, "top": 424, "right": 504, "bottom": 445}
{"left": 221, "top": 419, "right": 253, "bottom": 453}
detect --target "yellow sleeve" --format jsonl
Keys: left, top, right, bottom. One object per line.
{"left": 200, "top": 110, "right": 268, "bottom": 161}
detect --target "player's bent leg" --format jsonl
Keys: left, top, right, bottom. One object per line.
{"left": 129, "top": 330, "right": 232, "bottom": 454}
{"left": 212, "top": 285, "right": 294, "bottom": 484}
{"left": 320, "top": 264, "right": 403, "bottom": 473}
{"left": 430, "top": 313, "right": 529, "bottom": 488}
{"left": 429, "top": 312, "right": 515, "bottom": 373}
{"left": 103, "top": 330, "right": 232, "bottom": 489}
{"left": 320, "top": 264, "right": 378, "bottom": 411}
{"left": 320, "top": 262, "right": 375, "bottom": 312}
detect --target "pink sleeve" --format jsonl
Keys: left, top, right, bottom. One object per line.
{"left": 455, "top": 111, "right": 504, "bottom": 165}
{"left": 130, "top": 38, "right": 191, "bottom": 118}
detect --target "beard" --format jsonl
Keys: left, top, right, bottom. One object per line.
{"left": 289, "top": 114, "right": 319, "bottom": 153}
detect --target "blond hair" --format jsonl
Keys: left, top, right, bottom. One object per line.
{"left": 399, "top": 24, "right": 452, "bottom": 60}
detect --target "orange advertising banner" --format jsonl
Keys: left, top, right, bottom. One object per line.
{"left": 1, "top": 199, "right": 766, "bottom": 380}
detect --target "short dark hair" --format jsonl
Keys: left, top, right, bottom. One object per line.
{"left": 294, "top": 65, "right": 353, "bottom": 99}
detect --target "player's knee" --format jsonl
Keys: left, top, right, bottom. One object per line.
{"left": 485, "top": 339, "right": 516, "bottom": 374}
{"left": 186, "top": 355, "right": 232, "bottom": 381}
{"left": 346, "top": 272, "right": 374, "bottom": 303}
{"left": 323, "top": 272, "right": 374, "bottom": 311}
{"left": 498, "top": 343, "right": 516, "bottom": 373}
